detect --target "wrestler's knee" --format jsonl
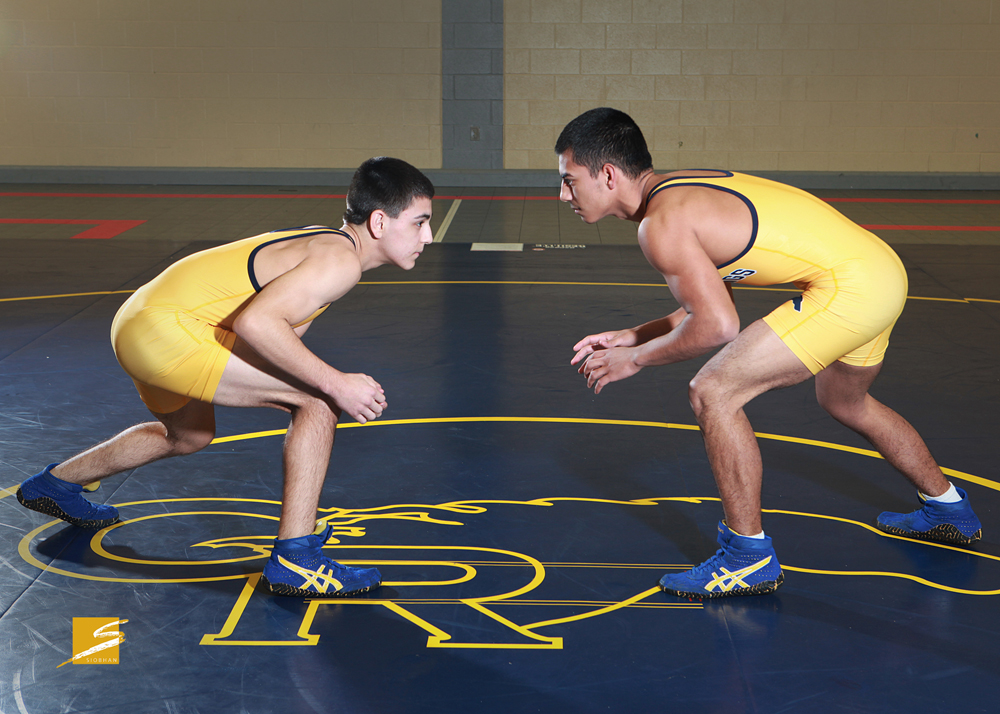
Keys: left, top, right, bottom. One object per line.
{"left": 815, "top": 362, "right": 880, "bottom": 427}
{"left": 164, "top": 423, "right": 216, "bottom": 455}
{"left": 817, "top": 388, "right": 867, "bottom": 428}
{"left": 287, "top": 393, "right": 342, "bottom": 425}
{"left": 815, "top": 382, "right": 842, "bottom": 419}
{"left": 688, "top": 362, "right": 754, "bottom": 422}
{"left": 688, "top": 371, "right": 724, "bottom": 420}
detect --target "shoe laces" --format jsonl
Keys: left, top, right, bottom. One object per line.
{"left": 688, "top": 549, "right": 728, "bottom": 576}
{"left": 283, "top": 550, "right": 363, "bottom": 575}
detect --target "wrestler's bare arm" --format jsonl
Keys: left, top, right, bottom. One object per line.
{"left": 632, "top": 215, "right": 739, "bottom": 367}
{"left": 232, "top": 240, "right": 386, "bottom": 422}
{"left": 573, "top": 198, "right": 740, "bottom": 393}
{"left": 626, "top": 279, "right": 734, "bottom": 347}
{"left": 569, "top": 308, "right": 688, "bottom": 366}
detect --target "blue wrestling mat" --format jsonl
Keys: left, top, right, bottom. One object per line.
{"left": 1, "top": 239, "right": 998, "bottom": 713}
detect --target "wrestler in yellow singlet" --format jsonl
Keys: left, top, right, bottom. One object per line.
{"left": 111, "top": 226, "right": 353, "bottom": 414}
{"left": 646, "top": 171, "right": 908, "bottom": 374}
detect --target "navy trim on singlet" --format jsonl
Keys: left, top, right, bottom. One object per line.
{"left": 247, "top": 227, "right": 356, "bottom": 292}
{"left": 644, "top": 173, "right": 758, "bottom": 270}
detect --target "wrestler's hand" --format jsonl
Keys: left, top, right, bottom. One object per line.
{"left": 328, "top": 372, "right": 387, "bottom": 424}
{"left": 580, "top": 346, "right": 641, "bottom": 395}
{"left": 570, "top": 329, "right": 639, "bottom": 370}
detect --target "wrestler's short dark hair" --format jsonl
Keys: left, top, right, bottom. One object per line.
{"left": 555, "top": 107, "right": 653, "bottom": 179}
{"left": 343, "top": 156, "right": 435, "bottom": 225}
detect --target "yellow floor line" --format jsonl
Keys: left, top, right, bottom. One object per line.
{"left": 0, "top": 281, "right": 994, "bottom": 304}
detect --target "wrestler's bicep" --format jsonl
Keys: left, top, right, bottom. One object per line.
{"left": 242, "top": 252, "right": 360, "bottom": 328}
{"left": 646, "top": 235, "right": 730, "bottom": 316}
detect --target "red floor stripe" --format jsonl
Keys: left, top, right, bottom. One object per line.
{"left": 0, "top": 192, "right": 543, "bottom": 200}
{"left": 2, "top": 191, "right": 999, "bottom": 204}
{"left": 0, "top": 218, "right": 146, "bottom": 239}
{"left": 0, "top": 192, "right": 346, "bottom": 199}
{"left": 826, "top": 198, "right": 1000, "bottom": 204}
{"left": 3, "top": 217, "right": 997, "bottom": 236}
{"left": 860, "top": 224, "right": 1000, "bottom": 231}
{"left": 436, "top": 195, "right": 557, "bottom": 200}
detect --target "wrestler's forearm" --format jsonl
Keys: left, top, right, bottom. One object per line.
{"left": 632, "top": 307, "right": 687, "bottom": 344}
{"left": 235, "top": 316, "right": 340, "bottom": 393}
{"left": 632, "top": 313, "right": 736, "bottom": 367}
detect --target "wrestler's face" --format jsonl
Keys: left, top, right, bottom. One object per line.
{"left": 558, "top": 151, "right": 611, "bottom": 223}
{"left": 380, "top": 196, "right": 434, "bottom": 270}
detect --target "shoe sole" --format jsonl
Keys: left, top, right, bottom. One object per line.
{"left": 660, "top": 572, "right": 785, "bottom": 600}
{"left": 876, "top": 521, "right": 981, "bottom": 546}
{"left": 262, "top": 576, "right": 381, "bottom": 598}
{"left": 16, "top": 490, "right": 120, "bottom": 530}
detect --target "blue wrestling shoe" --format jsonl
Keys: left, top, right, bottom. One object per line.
{"left": 659, "top": 521, "right": 784, "bottom": 599}
{"left": 16, "top": 463, "right": 119, "bottom": 529}
{"left": 262, "top": 523, "right": 381, "bottom": 597}
{"left": 876, "top": 487, "right": 982, "bottom": 545}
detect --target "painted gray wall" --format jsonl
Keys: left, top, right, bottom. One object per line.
{"left": 441, "top": 0, "right": 503, "bottom": 170}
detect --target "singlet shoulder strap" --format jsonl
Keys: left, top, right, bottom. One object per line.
{"left": 266, "top": 225, "right": 356, "bottom": 248}
{"left": 248, "top": 226, "right": 356, "bottom": 292}
{"left": 641, "top": 172, "right": 759, "bottom": 270}
{"left": 644, "top": 170, "right": 735, "bottom": 207}
{"left": 326, "top": 227, "right": 357, "bottom": 249}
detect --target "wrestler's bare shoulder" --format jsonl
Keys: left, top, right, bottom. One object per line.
{"left": 639, "top": 172, "right": 752, "bottom": 266}
{"left": 254, "top": 227, "right": 361, "bottom": 289}
{"left": 640, "top": 170, "right": 722, "bottom": 210}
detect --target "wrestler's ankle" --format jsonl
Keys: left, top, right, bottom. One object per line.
{"left": 50, "top": 464, "right": 103, "bottom": 489}
{"left": 41, "top": 464, "right": 82, "bottom": 491}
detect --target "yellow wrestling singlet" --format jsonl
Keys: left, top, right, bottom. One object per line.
{"left": 646, "top": 172, "right": 908, "bottom": 374}
{"left": 111, "top": 227, "right": 353, "bottom": 413}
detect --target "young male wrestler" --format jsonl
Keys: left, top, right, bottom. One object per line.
{"left": 17, "top": 156, "right": 435, "bottom": 598}
{"left": 558, "top": 108, "right": 982, "bottom": 599}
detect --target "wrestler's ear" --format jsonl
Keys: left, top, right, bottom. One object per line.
{"left": 368, "top": 209, "right": 387, "bottom": 239}
{"left": 601, "top": 163, "right": 618, "bottom": 190}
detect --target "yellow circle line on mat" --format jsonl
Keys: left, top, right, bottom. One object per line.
{"left": 0, "top": 289, "right": 136, "bottom": 302}
{"left": 11, "top": 421, "right": 995, "bottom": 598}
{"left": 209, "top": 416, "right": 999, "bottom": 493}
{"left": 0, "top": 283, "right": 993, "bottom": 304}
{"left": 778, "top": 566, "right": 1000, "bottom": 595}
{"left": 17, "top": 520, "right": 249, "bottom": 584}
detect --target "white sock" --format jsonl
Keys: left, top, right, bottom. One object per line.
{"left": 921, "top": 482, "right": 961, "bottom": 504}
{"left": 745, "top": 531, "right": 766, "bottom": 539}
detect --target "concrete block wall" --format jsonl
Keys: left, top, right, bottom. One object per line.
{"left": 0, "top": 0, "right": 442, "bottom": 169}
{"left": 503, "top": 0, "right": 1000, "bottom": 173}
{"left": 442, "top": 0, "right": 503, "bottom": 168}
{"left": 1, "top": 0, "right": 999, "bottom": 174}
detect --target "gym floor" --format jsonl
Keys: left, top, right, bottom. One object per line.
{"left": 1, "top": 183, "right": 998, "bottom": 713}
